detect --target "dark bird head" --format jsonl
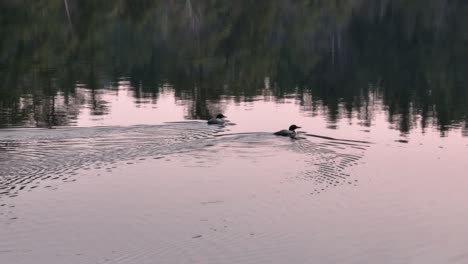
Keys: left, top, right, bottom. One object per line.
{"left": 289, "top": 125, "right": 301, "bottom": 131}
{"left": 216, "top": 114, "right": 227, "bottom": 119}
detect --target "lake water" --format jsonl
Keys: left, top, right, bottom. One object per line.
{"left": 1, "top": 1, "right": 468, "bottom": 264}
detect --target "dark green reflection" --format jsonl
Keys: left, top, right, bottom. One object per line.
{"left": 0, "top": 0, "right": 467, "bottom": 135}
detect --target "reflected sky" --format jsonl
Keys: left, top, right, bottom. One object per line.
{"left": 1, "top": 117, "right": 467, "bottom": 264}
{"left": 50, "top": 79, "right": 465, "bottom": 143}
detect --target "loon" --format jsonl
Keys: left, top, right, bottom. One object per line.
{"left": 207, "top": 114, "right": 227, "bottom": 125}
{"left": 274, "top": 125, "right": 301, "bottom": 137}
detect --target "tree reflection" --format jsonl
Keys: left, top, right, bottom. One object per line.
{"left": 0, "top": 0, "right": 466, "bottom": 135}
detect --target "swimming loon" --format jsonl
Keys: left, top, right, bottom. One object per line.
{"left": 274, "top": 125, "right": 301, "bottom": 137}
{"left": 207, "top": 114, "right": 227, "bottom": 125}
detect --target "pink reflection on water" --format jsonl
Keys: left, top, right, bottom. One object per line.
{"left": 2, "top": 81, "right": 468, "bottom": 264}
{"left": 76, "top": 86, "right": 186, "bottom": 127}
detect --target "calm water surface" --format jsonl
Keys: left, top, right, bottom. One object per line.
{"left": 1, "top": 1, "right": 468, "bottom": 264}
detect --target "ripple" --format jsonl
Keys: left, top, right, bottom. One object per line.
{"left": 285, "top": 135, "right": 370, "bottom": 193}
{"left": 0, "top": 123, "right": 222, "bottom": 199}
{"left": 0, "top": 125, "right": 370, "bottom": 201}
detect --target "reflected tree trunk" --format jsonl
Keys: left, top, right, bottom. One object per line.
{"left": 64, "top": 0, "right": 73, "bottom": 32}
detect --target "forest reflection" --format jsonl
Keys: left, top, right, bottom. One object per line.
{"left": 0, "top": 0, "right": 467, "bottom": 135}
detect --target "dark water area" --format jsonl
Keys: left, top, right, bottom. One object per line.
{"left": 0, "top": 0, "right": 467, "bottom": 136}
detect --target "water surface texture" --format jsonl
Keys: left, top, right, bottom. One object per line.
{"left": 1, "top": 1, "right": 468, "bottom": 264}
